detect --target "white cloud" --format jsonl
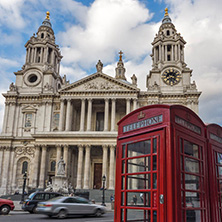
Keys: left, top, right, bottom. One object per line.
{"left": 58, "top": 0, "right": 153, "bottom": 69}
{"left": 0, "top": 0, "right": 26, "bottom": 29}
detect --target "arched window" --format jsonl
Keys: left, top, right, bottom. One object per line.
{"left": 51, "top": 161, "right": 56, "bottom": 172}
{"left": 22, "top": 161, "right": 28, "bottom": 174}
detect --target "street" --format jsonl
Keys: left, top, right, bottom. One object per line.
{"left": 1, "top": 211, "right": 114, "bottom": 222}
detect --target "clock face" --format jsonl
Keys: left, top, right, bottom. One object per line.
{"left": 162, "top": 69, "right": 182, "bottom": 86}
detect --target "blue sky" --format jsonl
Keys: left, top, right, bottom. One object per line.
{"left": 0, "top": 0, "right": 222, "bottom": 129}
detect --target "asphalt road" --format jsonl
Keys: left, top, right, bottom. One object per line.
{"left": 1, "top": 211, "right": 114, "bottom": 221}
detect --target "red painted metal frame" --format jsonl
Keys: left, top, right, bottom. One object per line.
{"left": 206, "top": 124, "right": 222, "bottom": 222}
{"left": 115, "top": 104, "right": 213, "bottom": 222}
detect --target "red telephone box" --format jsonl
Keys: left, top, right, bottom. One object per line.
{"left": 115, "top": 105, "right": 210, "bottom": 222}
{"left": 206, "top": 124, "right": 222, "bottom": 221}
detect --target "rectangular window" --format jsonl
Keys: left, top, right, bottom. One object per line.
{"left": 53, "top": 113, "right": 59, "bottom": 129}
{"left": 96, "top": 112, "right": 104, "bottom": 131}
{"left": 25, "top": 113, "right": 32, "bottom": 127}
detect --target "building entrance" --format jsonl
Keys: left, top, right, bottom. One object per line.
{"left": 94, "top": 163, "right": 102, "bottom": 189}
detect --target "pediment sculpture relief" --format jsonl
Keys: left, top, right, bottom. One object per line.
{"left": 84, "top": 79, "right": 125, "bottom": 91}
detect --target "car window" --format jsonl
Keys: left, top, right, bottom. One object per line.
{"left": 34, "top": 193, "right": 45, "bottom": 200}
{"left": 50, "top": 193, "right": 55, "bottom": 199}
{"left": 63, "top": 198, "right": 76, "bottom": 203}
{"left": 29, "top": 193, "right": 35, "bottom": 199}
{"left": 45, "top": 193, "right": 50, "bottom": 200}
{"left": 75, "top": 197, "right": 89, "bottom": 204}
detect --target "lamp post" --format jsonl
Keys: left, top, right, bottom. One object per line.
{"left": 101, "top": 175, "right": 106, "bottom": 206}
{"left": 20, "top": 172, "right": 27, "bottom": 204}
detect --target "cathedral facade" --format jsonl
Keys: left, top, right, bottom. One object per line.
{"left": 0, "top": 10, "right": 200, "bottom": 195}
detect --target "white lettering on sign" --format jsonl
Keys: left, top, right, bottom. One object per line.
{"left": 123, "top": 115, "right": 163, "bottom": 133}
{"left": 175, "top": 116, "right": 201, "bottom": 135}
{"left": 210, "top": 133, "right": 222, "bottom": 144}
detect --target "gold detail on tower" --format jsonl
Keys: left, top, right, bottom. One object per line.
{"left": 164, "top": 8, "right": 169, "bottom": 16}
{"left": 119, "top": 50, "right": 123, "bottom": 61}
{"left": 46, "top": 11, "right": 50, "bottom": 20}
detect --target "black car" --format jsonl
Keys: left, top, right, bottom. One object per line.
{"left": 22, "top": 191, "right": 63, "bottom": 213}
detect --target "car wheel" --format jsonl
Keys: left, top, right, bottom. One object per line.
{"left": 57, "top": 210, "right": 67, "bottom": 219}
{"left": 95, "top": 209, "right": 102, "bottom": 217}
{"left": 32, "top": 206, "right": 38, "bottom": 214}
{"left": 0, "top": 205, "right": 10, "bottom": 215}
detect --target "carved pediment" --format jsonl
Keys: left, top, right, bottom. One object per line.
{"left": 21, "top": 105, "right": 38, "bottom": 113}
{"left": 60, "top": 73, "right": 138, "bottom": 92}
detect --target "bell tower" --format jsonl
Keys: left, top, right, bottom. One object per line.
{"left": 14, "top": 11, "right": 63, "bottom": 94}
{"left": 146, "top": 8, "right": 201, "bottom": 113}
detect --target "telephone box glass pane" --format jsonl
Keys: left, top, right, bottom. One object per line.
{"left": 218, "top": 180, "right": 222, "bottom": 192}
{"left": 153, "top": 173, "right": 157, "bottom": 189}
{"left": 185, "top": 174, "right": 200, "bottom": 190}
{"left": 126, "top": 192, "right": 151, "bottom": 207}
{"left": 218, "top": 166, "right": 222, "bottom": 177}
{"left": 185, "top": 158, "right": 199, "bottom": 174}
{"left": 185, "top": 192, "right": 200, "bottom": 208}
{"left": 153, "top": 138, "right": 157, "bottom": 153}
{"left": 127, "top": 174, "right": 151, "bottom": 190}
{"left": 184, "top": 140, "right": 199, "bottom": 158}
{"left": 127, "top": 156, "right": 150, "bottom": 173}
{"left": 186, "top": 210, "right": 201, "bottom": 221}
{"left": 217, "top": 153, "right": 222, "bottom": 164}
{"left": 128, "top": 140, "right": 151, "bottom": 157}
{"left": 126, "top": 209, "right": 150, "bottom": 221}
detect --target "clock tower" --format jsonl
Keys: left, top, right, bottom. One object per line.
{"left": 146, "top": 8, "right": 201, "bottom": 113}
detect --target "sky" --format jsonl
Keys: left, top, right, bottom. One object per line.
{"left": 0, "top": 0, "right": 222, "bottom": 130}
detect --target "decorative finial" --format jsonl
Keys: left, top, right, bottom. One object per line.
{"left": 119, "top": 50, "right": 123, "bottom": 61}
{"left": 46, "top": 11, "right": 50, "bottom": 20}
{"left": 164, "top": 8, "right": 168, "bottom": 16}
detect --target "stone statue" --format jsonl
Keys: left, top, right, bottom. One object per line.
{"left": 44, "top": 181, "right": 53, "bottom": 192}
{"left": 131, "top": 74, "right": 137, "bottom": 86}
{"left": 9, "top": 82, "right": 16, "bottom": 91}
{"left": 96, "top": 60, "right": 103, "bottom": 72}
{"left": 57, "top": 156, "right": 65, "bottom": 175}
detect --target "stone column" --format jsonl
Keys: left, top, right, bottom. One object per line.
{"left": 59, "top": 99, "right": 65, "bottom": 131}
{"left": 133, "top": 98, "right": 137, "bottom": 111}
{"left": 0, "top": 147, "right": 4, "bottom": 187}
{"left": 39, "top": 145, "right": 47, "bottom": 188}
{"left": 126, "top": 99, "right": 131, "bottom": 115}
{"left": 2, "top": 102, "right": 9, "bottom": 134}
{"left": 32, "top": 145, "right": 40, "bottom": 188}
{"left": 102, "top": 145, "right": 108, "bottom": 187}
{"left": 65, "top": 99, "right": 71, "bottom": 131}
{"left": 83, "top": 145, "right": 91, "bottom": 189}
{"left": 111, "top": 99, "right": 116, "bottom": 131}
{"left": 8, "top": 149, "right": 15, "bottom": 193}
{"left": 63, "top": 144, "right": 69, "bottom": 176}
{"left": 165, "top": 45, "right": 167, "bottom": 61}
{"left": 159, "top": 44, "right": 162, "bottom": 62}
{"left": 162, "top": 45, "right": 164, "bottom": 61}
{"left": 11, "top": 154, "right": 18, "bottom": 191}
{"left": 76, "top": 145, "right": 84, "bottom": 189}
{"left": 56, "top": 145, "right": 62, "bottom": 176}
{"left": 178, "top": 44, "right": 181, "bottom": 61}
{"left": 172, "top": 45, "right": 174, "bottom": 61}
{"left": 153, "top": 47, "right": 156, "bottom": 64}
{"left": 104, "top": 99, "right": 109, "bottom": 131}
{"left": 109, "top": 145, "right": 115, "bottom": 189}
{"left": 80, "top": 99, "right": 86, "bottom": 131}
{"left": 175, "top": 44, "right": 178, "bottom": 61}
{"left": 0, "top": 147, "right": 11, "bottom": 194}
{"left": 87, "top": 99, "right": 92, "bottom": 131}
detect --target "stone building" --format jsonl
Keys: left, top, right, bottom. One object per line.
{"left": 0, "top": 9, "right": 201, "bottom": 195}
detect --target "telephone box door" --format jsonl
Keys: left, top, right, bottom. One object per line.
{"left": 116, "top": 129, "right": 165, "bottom": 222}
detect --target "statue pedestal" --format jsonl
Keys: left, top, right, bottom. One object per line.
{"left": 52, "top": 175, "right": 68, "bottom": 192}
